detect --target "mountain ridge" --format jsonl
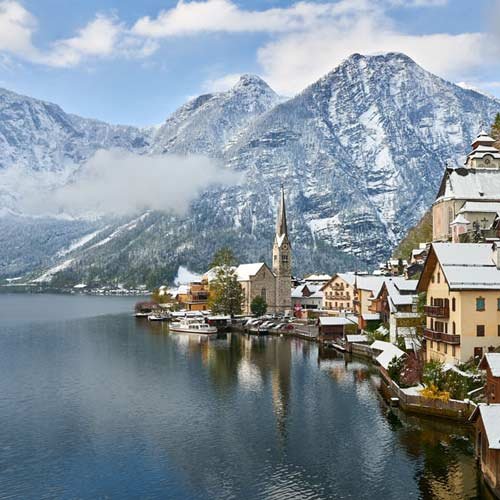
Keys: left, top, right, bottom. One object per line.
{"left": 1, "top": 52, "right": 500, "bottom": 286}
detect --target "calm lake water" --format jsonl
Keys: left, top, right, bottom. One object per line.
{"left": 0, "top": 294, "right": 493, "bottom": 499}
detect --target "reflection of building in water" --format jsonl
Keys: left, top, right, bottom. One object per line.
{"left": 392, "top": 412, "right": 485, "bottom": 499}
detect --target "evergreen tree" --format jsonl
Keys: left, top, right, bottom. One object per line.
{"left": 491, "top": 113, "right": 500, "bottom": 149}
{"left": 250, "top": 295, "right": 267, "bottom": 316}
{"left": 208, "top": 247, "right": 243, "bottom": 316}
{"left": 210, "top": 247, "right": 237, "bottom": 268}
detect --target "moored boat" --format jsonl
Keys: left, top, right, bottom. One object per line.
{"left": 148, "top": 312, "right": 170, "bottom": 321}
{"left": 170, "top": 318, "right": 218, "bottom": 336}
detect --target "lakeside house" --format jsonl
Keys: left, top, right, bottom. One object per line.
{"left": 417, "top": 242, "right": 500, "bottom": 365}
{"left": 353, "top": 275, "right": 385, "bottom": 330}
{"left": 479, "top": 353, "right": 500, "bottom": 404}
{"left": 320, "top": 273, "right": 356, "bottom": 313}
{"left": 318, "top": 316, "right": 357, "bottom": 344}
{"left": 470, "top": 404, "right": 500, "bottom": 498}
{"left": 369, "top": 277, "right": 420, "bottom": 346}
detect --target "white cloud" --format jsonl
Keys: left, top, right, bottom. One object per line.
{"left": 0, "top": 1, "right": 37, "bottom": 59}
{"left": 202, "top": 73, "right": 242, "bottom": 92}
{"left": 132, "top": 0, "right": 377, "bottom": 37}
{"left": 22, "top": 149, "right": 240, "bottom": 217}
{"left": 0, "top": 1, "right": 156, "bottom": 67}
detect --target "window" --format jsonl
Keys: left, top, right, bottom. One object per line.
{"left": 476, "top": 297, "right": 485, "bottom": 311}
{"left": 452, "top": 297, "right": 456, "bottom": 312}
{"left": 437, "top": 272, "right": 441, "bottom": 284}
{"left": 444, "top": 343, "right": 448, "bottom": 354}
{"left": 497, "top": 298, "right": 500, "bottom": 311}
{"left": 437, "top": 343, "right": 440, "bottom": 352}
{"left": 282, "top": 254, "right": 288, "bottom": 264}
{"left": 452, "top": 345, "right": 456, "bottom": 357}
{"left": 498, "top": 324, "right": 500, "bottom": 337}
{"left": 431, "top": 275, "right": 435, "bottom": 284}
{"left": 261, "top": 288, "right": 266, "bottom": 301}
{"left": 477, "top": 325, "right": 485, "bottom": 337}
{"left": 430, "top": 340, "right": 434, "bottom": 349}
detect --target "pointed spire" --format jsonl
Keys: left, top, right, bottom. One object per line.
{"left": 276, "top": 185, "right": 288, "bottom": 237}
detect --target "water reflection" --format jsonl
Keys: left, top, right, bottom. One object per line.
{"left": 0, "top": 300, "right": 489, "bottom": 500}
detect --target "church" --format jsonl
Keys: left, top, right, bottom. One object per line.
{"left": 433, "top": 131, "right": 500, "bottom": 242}
{"left": 218, "top": 187, "right": 293, "bottom": 315}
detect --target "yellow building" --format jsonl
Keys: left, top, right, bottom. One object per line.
{"left": 321, "top": 273, "right": 356, "bottom": 312}
{"left": 417, "top": 242, "right": 500, "bottom": 365}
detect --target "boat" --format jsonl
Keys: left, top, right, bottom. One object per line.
{"left": 147, "top": 312, "right": 170, "bottom": 321}
{"left": 169, "top": 318, "right": 218, "bottom": 336}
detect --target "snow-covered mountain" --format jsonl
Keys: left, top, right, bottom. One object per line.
{"left": 1, "top": 53, "right": 500, "bottom": 286}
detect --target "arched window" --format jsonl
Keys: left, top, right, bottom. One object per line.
{"left": 261, "top": 288, "right": 266, "bottom": 301}
{"left": 452, "top": 297, "right": 456, "bottom": 312}
{"left": 452, "top": 322, "right": 456, "bottom": 334}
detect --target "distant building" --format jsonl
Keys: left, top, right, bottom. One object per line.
{"left": 303, "top": 274, "right": 331, "bottom": 286}
{"left": 321, "top": 273, "right": 356, "bottom": 312}
{"left": 417, "top": 242, "right": 500, "bottom": 364}
{"left": 354, "top": 275, "right": 385, "bottom": 330}
{"left": 176, "top": 281, "right": 210, "bottom": 311}
{"left": 433, "top": 131, "right": 500, "bottom": 242}
{"left": 291, "top": 283, "right": 323, "bottom": 311}
{"left": 479, "top": 353, "right": 500, "bottom": 404}
{"left": 470, "top": 404, "right": 500, "bottom": 498}
{"left": 370, "top": 277, "right": 420, "bottom": 346}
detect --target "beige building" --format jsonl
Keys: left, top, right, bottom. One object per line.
{"left": 235, "top": 263, "right": 277, "bottom": 315}
{"left": 418, "top": 242, "right": 500, "bottom": 365}
{"left": 321, "top": 273, "right": 356, "bottom": 312}
{"left": 433, "top": 131, "right": 500, "bottom": 242}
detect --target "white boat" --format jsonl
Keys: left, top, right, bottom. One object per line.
{"left": 147, "top": 312, "right": 170, "bottom": 321}
{"left": 169, "top": 318, "right": 218, "bottom": 336}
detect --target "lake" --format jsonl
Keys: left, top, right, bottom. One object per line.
{"left": 0, "top": 294, "right": 493, "bottom": 499}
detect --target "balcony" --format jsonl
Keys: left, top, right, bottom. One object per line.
{"left": 424, "top": 305, "right": 449, "bottom": 318}
{"left": 423, "top": 328, "right": 460, "bottom": 345}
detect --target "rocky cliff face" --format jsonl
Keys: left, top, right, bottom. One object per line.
{"left": 1, "top": 53, "right": 500, "bottom": 285}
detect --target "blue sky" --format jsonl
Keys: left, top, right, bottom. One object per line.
{"left": 0, "top": 0, "right": 498, "bottom": 126}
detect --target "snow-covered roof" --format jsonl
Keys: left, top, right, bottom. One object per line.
{"left": 305, "top": 273, "right": 331, "bottom": 281}
{"left": 336, "top": 272, "right": 356, "bottom": 286}
{"left": 235, "top": 263, "right": 267, "bottom": 281}
{"left": 362, "top": 313, "right": 380, "bottom": 321}
{"left": 472, "top": 131, "right": 496, "bottom": 145}
{"left": 438, "top": 168, "right": 500, "bottom": 201}
{"left": 356, "top": 275, "right": 385, "bottom": 296}
{"left": 481, "top": 353, "right": 500, "bottom": 377}
{"left": 450, "top": 214, "right": 470, "bottom": 225}
{"left": 459, "top": 201, "right": 500, "bottom": 215}
{"left": 346, "top": 334, "right": 369, "bottom": 343}
{"left": 471, "top": 405, "right": 500, "bottom": 450}
{"left": 319, "top": 316, "right": 354, "bottom": 326}
{"left": 370, "top": 341, "right": 406, "bottom": 370}
{"left": 432, "top": 243, "right": 500, "bottom": 289}
{"left": 291, "top": 284, "right": 323, "bottom": 299}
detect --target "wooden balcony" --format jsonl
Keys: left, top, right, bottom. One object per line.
{"left": 423, "top": 328, "right": 460, "bottom": 345}
{"left": 423, "top": 305, "right": 449, "bottom": 318}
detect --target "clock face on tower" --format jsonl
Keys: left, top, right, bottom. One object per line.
{"left": 282, "top": 243, "right": 288, "bottom": 250}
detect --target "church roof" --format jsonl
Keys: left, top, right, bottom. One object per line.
{"left": 235, "top": 263, "right": 267, "bottom": 281}
{"left": 436, "top": 168, "right": 500, "bottom": 202}
{"left": 472, "top": 130, "right": 497, "bottom": 147}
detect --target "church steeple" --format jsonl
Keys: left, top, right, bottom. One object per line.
{"left": 276, "top": 186, "right": 288, "bottom": 238}
{"left": 272, "top": 186, "right": 292, "bottom": 312}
